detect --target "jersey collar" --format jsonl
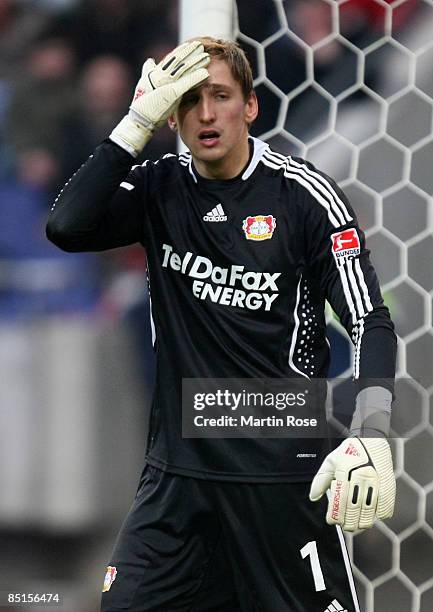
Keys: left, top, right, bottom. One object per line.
{"left": 180, "top": 137, "right": 270, "bottom": 184}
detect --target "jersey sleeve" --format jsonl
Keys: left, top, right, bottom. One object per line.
{"left": 297, "top": 157, "right": 397, "bottom": 392}
{"left": 46, "top": 140, "right": 150, "bottom": 252}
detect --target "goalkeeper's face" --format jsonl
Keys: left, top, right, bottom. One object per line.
{"left": 173, "top": 58, "right": 258, "bottom": 179}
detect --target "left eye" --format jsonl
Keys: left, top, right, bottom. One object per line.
{"left": 182, "top": 95, "right": 198, "bottom": 105}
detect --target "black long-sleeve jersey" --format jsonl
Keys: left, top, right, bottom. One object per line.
{"left": 47, "top": 136, "right": 396, "bottom": 482}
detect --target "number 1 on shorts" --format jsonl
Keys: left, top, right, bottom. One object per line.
{"left": 300, "top": 540, "right": 326, "bottom": 592}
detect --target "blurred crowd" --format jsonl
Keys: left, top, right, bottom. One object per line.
{"left": 0, "top": 0, "right": 176, "bottom": 342}
{"left": 0, "top": 0, "right": 180, "bottom": 390}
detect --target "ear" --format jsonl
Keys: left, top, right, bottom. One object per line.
{"left": 168, "top": 116, "right": 178, "bottom": 132}
{"left": 244, "top": 91, "right": 258, "bottom": 126}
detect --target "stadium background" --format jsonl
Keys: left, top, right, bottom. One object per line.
{"left": 0, "top": 0, "right": 432, "bottom": 610}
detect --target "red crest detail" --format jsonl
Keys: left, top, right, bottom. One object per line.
{"left": 243, "top": 215, "right": 276, "bottom": 241}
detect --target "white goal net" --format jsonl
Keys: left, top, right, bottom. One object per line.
{"left": 181, "top": 1, "right": 433, "bottom": 610}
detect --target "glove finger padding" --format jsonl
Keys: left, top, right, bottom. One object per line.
{"left": 371, "top": 439, "right": 396, "bottom": 520}
{"left": 170, "top": 67, "right": 209, "bottom": 104}
{"left": 168, "top": 51, "right": 211, "bottom": 80}
{"left": 153, "top": 65, "right": 209, "bottom": 128}
{"left": 325, "top": 475, "right": 350, "bottom": 527}
{"left": 140, "top": 58, "right": 156, "bottom": 80}
{"left": 341, "top": 467, "right": 378, "bottom": 531}
{"left": 131, "top": 66, "right": 209, "bottom": 128}
{"left": 356, "top": 469, "right": 379, "bottom": 530}
{"left": 145, "top": 41, "right": 210, "bottom": 89}
{"left": 136, "top": 45, "right": 209, "bottom": 97}
{"left": 309, "top": 452, "right": 336, "bottom": 503}
{"left": 161, "top": 40, "right": 204, "bottom": 70}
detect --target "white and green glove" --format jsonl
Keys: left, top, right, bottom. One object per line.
{"left": 110, "top": 41, "right": 210, "bottom": 157}
{"left": 309, "top": 436, "right": 396, "bottom": 532}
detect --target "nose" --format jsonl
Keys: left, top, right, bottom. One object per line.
{"left": 197, "top": 94, "right": 216, "bottom": 123}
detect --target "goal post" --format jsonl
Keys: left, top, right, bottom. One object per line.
{"left": 179, "top": 0, "right": 236, "bottom": 41}
{"left": 178, "top": 0, "right": 236, "bottom": 153}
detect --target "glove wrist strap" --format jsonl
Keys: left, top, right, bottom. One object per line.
{"left": 110, "top": 115, "right": 153, "bottom": 157}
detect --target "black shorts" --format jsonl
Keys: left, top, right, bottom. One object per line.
{"left": 100, "top": 465, "right": 360, "bottom": 612}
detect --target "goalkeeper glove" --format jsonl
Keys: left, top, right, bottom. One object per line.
{"left": 309, "top": 437, "right": 396, "bottom": 532}
{"left": 110, "top": 41, "right": 210, "bottom": 157}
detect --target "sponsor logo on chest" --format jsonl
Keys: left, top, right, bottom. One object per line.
{"left": 161, "top": 244, "right": 281, "bottom": 312}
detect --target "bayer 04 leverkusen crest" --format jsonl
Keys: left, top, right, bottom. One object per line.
{"left": 243, "top": 215, "right": 276, "bottom": 241}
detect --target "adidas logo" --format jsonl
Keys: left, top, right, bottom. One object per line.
{"left": 203, "top": 204, "right": 227, "bottom": 222}
{"left": 345, "top": 442, "right": 360, "bottom": 457}
{"left": 323, "top": 599, "right": 348, "bottom": 612}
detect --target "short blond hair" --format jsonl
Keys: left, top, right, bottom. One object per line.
{"left": 187, "top": 36, "right": 253, "bottom": 100}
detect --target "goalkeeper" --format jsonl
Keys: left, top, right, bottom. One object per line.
{"left": 47, "top": 37, "right": 397, "bottom": 612}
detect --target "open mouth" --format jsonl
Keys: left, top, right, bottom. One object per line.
{"left": 199, "top": 130, "right": 220, "bottom": 142}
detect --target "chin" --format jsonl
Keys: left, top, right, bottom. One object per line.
{"left": 193, "top": 147, "right": 226, "bottom": 163}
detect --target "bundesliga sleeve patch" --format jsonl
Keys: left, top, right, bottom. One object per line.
{"left": 330, "top": 228, "right": 360, "bottom": 261}
{"left": 243, "top": 215, "right": 276, "bottom": 241}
